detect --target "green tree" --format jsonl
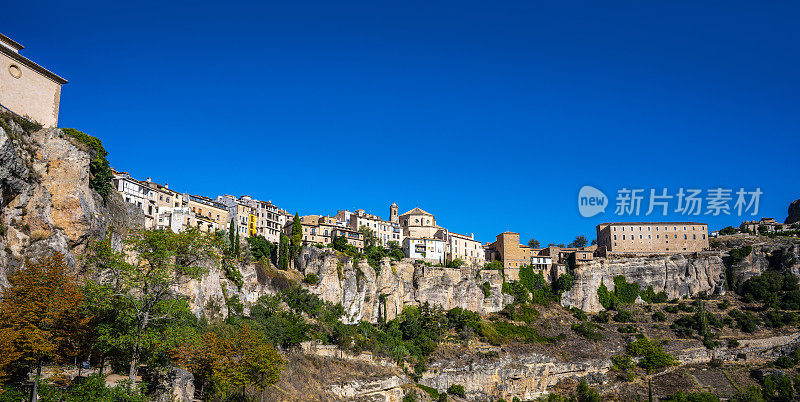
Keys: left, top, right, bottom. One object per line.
{"left": 359, "top": 225, "right": 379, "bottom": 249}
{"left": 278, "top": 233, "right": 290, "bottom": 270}
{"left": 527, "top": 238, "right": 540, "bottom": 248}
{"left": 247, "top": 235, "right": 274, "bottom": 262}
{"left": 87, "top": 228, "right": 217, "bottom": 382}
{"left": 290, "top": 213, "right": 302, "bottom": 260}
{"left": 228, "top": 219, "right": 236, "bottom": 254}
{"left": 570, "top": 235, "right": 589, "bottom": 248}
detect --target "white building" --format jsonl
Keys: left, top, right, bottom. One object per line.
{"left": 113, "top": 170, "right": 157, "bottom": 228}
{"left": 403, "top": 237, "right": 446, "bottom": 264}
{"left": 155, "top": 206, "right": 192, "bottom": 233}
{"left": 446, "top": 231, "right": 485, "bottom": 266}
{"left": 335, "top": 206, "right": 402, "bottom": 247}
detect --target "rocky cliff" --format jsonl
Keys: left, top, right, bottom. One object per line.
{"left": 561, "top": 253, "right": 726, "bottom": 313}
{"left": 297, "top": 247, "right": 512, "bottom": 324}
{"left": 0, "top": 109, "right": 141, "bottom": 284}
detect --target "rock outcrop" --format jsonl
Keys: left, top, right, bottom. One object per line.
{"left": 786, "top": 198, "right": 800, "bottom": 224}
{"left": 0, "top": 109, "right": 141, "bottom": 285}
{"left": 297, "top": 247, "right": 512, "bottom": 323}
{"left": 561, "top": 253, "right": 726, "bottom": 313}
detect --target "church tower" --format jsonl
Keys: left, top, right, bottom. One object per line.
{"left": 390, "top": 202, "right": 399, "bottom": 224}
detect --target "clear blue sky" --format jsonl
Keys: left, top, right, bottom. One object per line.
{"left": 6, "top": 1, "right": 800, "bottom": 245}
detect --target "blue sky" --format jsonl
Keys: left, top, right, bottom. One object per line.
{"left": 6, "top": 1, "right": 800, "bottom": 245}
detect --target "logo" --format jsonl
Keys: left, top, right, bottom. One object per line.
{"left": 578, "top": 186, "right": 607, "bottom": 217}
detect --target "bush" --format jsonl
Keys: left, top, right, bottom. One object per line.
{"left": 481, "top": 281, "right": 492, "bottom": 298}
{"left": 640, "top": 285, "right": 668, "bottom": 304}
{"left": 574, "top": 379, "right": 601, "bottom": 402}
{"left": 592, "top": 310, "right": 610, "bottom": 323}
{"left": 661, "top": 391, "right": 720, "bottom": 402}
{"left": 627, "top": 334, "right": 676, "bottom": 372}
{"left": 304, "top": 273, "right": 319, "bottom": 285}
{"left": 728, "top": 309, "right": 759, "bottom": 333}
{"left": 572, "top": 307, "right": 588, "bottom": 321}
{"left": 652, "top": 311, "right": 667, "bottom": 322}
{"left": 572, "top": 322, "right": 604, "bottom": 341}
{"left": 727, "top": 339, "right": 740, "bottom": 348}
{"left": 613, "top": 310, "right": 632, "bottom": 323}
{"left": 617, "top": 324, "right": 638, "bottom": 333}
{"left": 447, "top": 384, "right": 466, "bottom": 397}
{"left": 611, "top": 354, "right": 635, "bottom": 381}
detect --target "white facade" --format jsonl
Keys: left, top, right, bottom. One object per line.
{"left": 335, "top": 208, "right": 402, "bottom": 247}
{"left": 403, "top": 237, "right": 446, "bottom": 264}
{"left": 446, "top": 231, "right": 485, "bottom": 266}
{"left": 113, "top": 171, "right": 156, "bottom": 228}
{"left": 155, "top": 206, "right": 192, "bottom": 233}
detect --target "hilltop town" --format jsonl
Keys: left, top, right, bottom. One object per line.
{"left": 5, "top": 31, "right": 800, "bottom": 402}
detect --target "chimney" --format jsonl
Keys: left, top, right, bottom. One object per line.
{"left": 165, "top": 183, "right": 169, "bottom": 189}
{"left": 146, "top": 177, "right": 151, "bottom": 182}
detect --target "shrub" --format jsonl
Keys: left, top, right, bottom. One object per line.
{"left": 572, "top": 322, "right": 604, "bottom": 341}
{"left": 303, "top": 273, "right": 319, "bottom": 285}
{"left": 614, "top": 275, "right": 640, "bottom": 304}
{"left": 617, "top": 324, "right": 638, "bottom": 333}
{"left": 592, "top": 310, "right": 610, "bottom": 323}
{"left": 611, "top": 354, "right": 635, "bottom": 381}
{"left": 652, "top": 311, "right": 667, "bottom": 322}
{"left": 661, "top": 391, "right": 720, "bottom": 402}
{"left": 640, "top": 285, "right": 668, "bottom": 304}
{"left": 481, "top": 281, "right": 492, "bottom": 298}
{"left": 613, "top": 310, "right": 632, "bottom": 323}
{"left": 728, "top": 309, "right": 759, "bottom": 333}
{"left": 572, "top": 307, "right": 587, "bottom": 321}
{"left": 727, "top": 339, "right": 740, "bottom": 348}
{"left": 447, "top": 384, "right": 466, "bottom": 397}
{"left": 574, "top": 379, "right": 601, "bottom": 402}
{"left": 627, "top": 334, "right": 676, "bottom": 372}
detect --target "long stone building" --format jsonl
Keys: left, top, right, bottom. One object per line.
{"left": 596, "top": 222, "right": 708, "bottom": 256}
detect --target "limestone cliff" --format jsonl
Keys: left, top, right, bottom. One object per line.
{"left": 0, "top": 109, "right": 141, "bottom": 284}
{"left": 296, "top": 247, "right": 513, "bottom": 323}
{"left": 561, "top": 253, "right": 726, "bottom": 313}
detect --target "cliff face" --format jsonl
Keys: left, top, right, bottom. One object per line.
{"left": 561, "top": 254, "right": 726, "bottom": 313}
{"left": 0, "top": 111, "right": 141, "bottom": 284}
{"left": 297, "top": 247, "right": 512, "bottom": 323}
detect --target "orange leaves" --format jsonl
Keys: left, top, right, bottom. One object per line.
{"left": 0, "top": 252, "right": 88, "bottom": 379}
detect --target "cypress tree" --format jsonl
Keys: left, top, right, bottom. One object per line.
{"left": 290, "top": 212, "right": 302, "bottom": 259}
{"left": 228, "top": 219, "right": 236, "bottom": 254}
{"left": 235, "top": 229, "right": 240, "bottom": 257}
{"left": 278, "top": 234, "right": 289, "bottom": 270}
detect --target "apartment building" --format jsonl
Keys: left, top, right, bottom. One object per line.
{"left": 240, "top": 198, "right": 289, "bottom": 243}
{"left": 113, "top": 171, "right": 157, "bottom": 228}
{"left": 596, "top": 222, "right": 708, "bottom": 255}
{"left": 216, "top": 195, "right": 257, "bottom": 238}
{"left": 403, "top": 237, "right": 446, "bottom": 264}
{"left": 446, "top": 231, "right": 485, "bottom": 266}
{"left": 285, "top": 215, "right": 364, "bottom": 252}
{"left": 334, "top": 206, "right": 402, "bottom": 246}
{"left": 184, "top": 194, "right": 229, "bottom": 234}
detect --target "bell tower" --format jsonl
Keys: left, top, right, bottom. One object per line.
{"left": 390, "top": 202, "right": 399, "bottom": 224}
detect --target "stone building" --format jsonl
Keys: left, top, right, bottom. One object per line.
{"left": 740, "top": 217, "right": 791, "bottom": 234}
{"left": 239, "top": 197, "right": 289, "bottom": 243}
{"left": 184, "top": 194, "right": 229, "bottom": 234}
{"left": 596, "top": 222, "right": 708, "bottom": 256}
{"left": 399, "top": 207, "right": 440, "bottom": 239}
{"left": 0, "top": 33, "right": 66, "bottom": 127}
{"left": 446, "top": 231, "right": 485, "bottom": 266}
{"left": 285, "top": 215, "right": 364, "bottom": 252}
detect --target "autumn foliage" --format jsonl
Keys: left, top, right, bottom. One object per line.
{"left": 0, "top": 253, "right": 87, "bottom": 386}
